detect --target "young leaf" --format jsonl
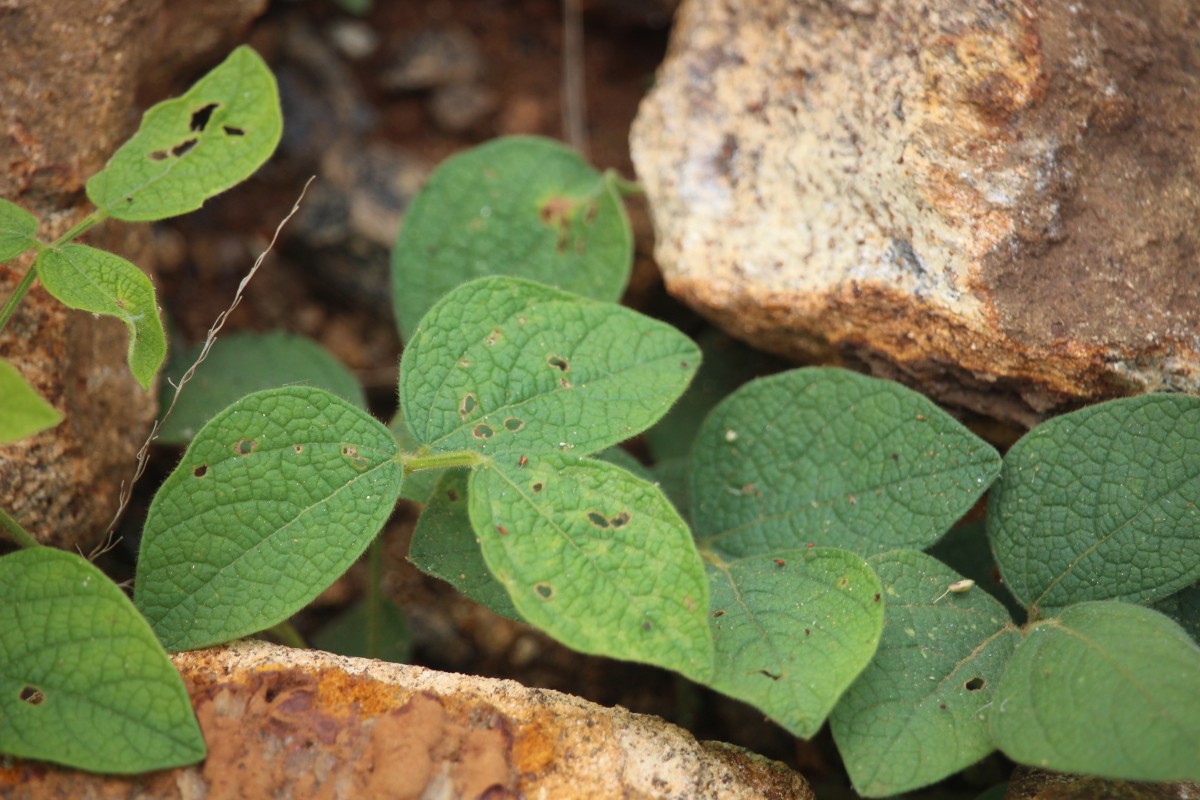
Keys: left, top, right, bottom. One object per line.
{"left": 401, "top": 276, "right": 699, "bottom": 459}
{"left": 86, "top": 46, "right": 282, "bottom": 221}
{"left": 691, "top": 368, "right": 1001, "bottom": 558}
{"left": 830, "top": 550, "right": 1020, "bottom": 797}
{"left": 990, "top": 601, "right": 1200, "bottom": 781}
{"left": 391, "top": 136, "right": 632, "bottom": 340}
{"left": 705, "top": 547, "right": 883, "bottom": 739}
{"left": 35, "top": 244, "right": 166, "bottom": 388}
{"left": 0, "top": 548, "right": 205, "bottom": 773}
{"left": 989, "top": 394, "right": 1200, "bottom": 613}
{"left": 408, "top": 469, "right": 523, "bottom": 621}
{"left": 0, "top": 359, "right": 62, "bottom": 443}
{"left": 157, "top": 331, "right": 367, "bottom": 444}
{"left": 135, "top": 386, "right": 403, "bottom": 651}
{"left": 468, "top": 453, "right": 714, "bottom": 681}
{"left": 0, "top": 198, "right": 38, "bottom": 260}
{"left": 312, "top": 596, "right": 411, "bottom": 663}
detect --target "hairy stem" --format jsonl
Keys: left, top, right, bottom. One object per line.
{"left": 0, "top": 506, "right": 41, "bottom": 549}
{"left": 399, "top": 449, "right": 487, "bottom": 473}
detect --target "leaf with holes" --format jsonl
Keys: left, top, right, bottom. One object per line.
{"left": 135, "top": 386, "right": 403, "bottom": 651}
{"left": 0, "top": 359, "right": 61, "bottom": 444}
{"left": 990, "top": 601, "right": 1200, "bottom": 781}
{"left": 408, "top": 469, "right": 522, "bottom": 621}
{"left": 0, "top": 198, "right": 38, "bottom": 260}
{"left": 401, "top": 276, "right": 699, "bottom": 459}
{"left": 691, "top": 368, "right": 1001, "bottom": 559}
{"left": 391, "top": 136, "right": 631, "bottom": 340}
{"left": 706, "top": 547, "right": 882, "bottom": 738}
{"left": 830, "top": 550, "right": 1020, "bottom": 797}
{"left": 158, "top": 331, "right": 366, "bottom": 443}
{"left": 86, "top": 46, "right": 281, "bottom": 221}
{"left": 469, "top": 452, "right": 713, "bottom": 681}
{"left": 0, "top": 548, "right": 204, "bottom": 772}
{"left": 989, "top": 394, "right": 1200, "bottom": 614}
{"left": 36, "top": 244, "right": 166, "bottom": 388}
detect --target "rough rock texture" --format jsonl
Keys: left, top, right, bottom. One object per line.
{"left": 631, "top": 0, "right": 1200, "bottom": 427}
{"left": 0, "top": 639, "right": 814, "bottom": 800}
{"left": 1005, "top": 767, "right": 1200, "bottom": 800}
{"left": 0, "top": 0, "right": 268, "bottom": 549}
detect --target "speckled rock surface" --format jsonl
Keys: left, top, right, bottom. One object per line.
{"left": 0, "top": 639, "right": 814, "bottom": 800}
{"left": 631, "top": 0, "right": 1200, "bottom": 427}
{"left": 0, "top": 0, "right": 268, "bottom": 549}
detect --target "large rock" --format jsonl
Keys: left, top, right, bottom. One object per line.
{"left": 0, "top": 639, "right": 814, "bottom": 800}
{"left": 0, "top": 0, "right": 268, "bottom": 549}
{"left": 631, "top": 0, "right": 1200, "bottom": 427}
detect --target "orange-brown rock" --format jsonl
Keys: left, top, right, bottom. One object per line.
{"left": 0, "top": 639, "right": 814, "bottom": 800}
{"left": 631, "top": 0, "right": 1200, "bottom": 428}
{"left": 0, "top": 0, "right": 268, "bottom": 549}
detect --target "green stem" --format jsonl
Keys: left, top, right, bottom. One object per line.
{"left": 0, "top": 264, "right": 39, "bottom": 333}
{"left": 266, "top": 620, "right": 307, "bottom": 649}
{"left": 398, "top": 449, "right": 487, "bottom": 473}
{"left": 366, "top": 537, "right": 383, "bottom": 659}
{"left": 52, "top": 210, "right": 107, "bottom": 248}
{"left": 0, "top": 506, "right": 41, "bottom": 549}
{"left": 605, "top": 169, "right": 643, "bottom": 197}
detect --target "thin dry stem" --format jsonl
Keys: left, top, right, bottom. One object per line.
{"left": 93, "top": 177, "right": 317, "bottom": 559}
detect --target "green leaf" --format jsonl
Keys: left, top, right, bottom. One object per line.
{"left": 691, "top": 368, "right": 1001, "bottom": 558}
{"left": 408, "top": 469, "right": 523, "bottom": 621}
{"left": 469, "top": 452, "right": 713, "bottom": 681}
{"left": 0, "top": 198, "right": 38, "bottom": 260}
{"left": 928, "top": 521, "right": 1025, "bottom": 623}
{"left": 0, "top": 548, "right": 204, "bottom": 772}
{"left": 135, "top": 386, "right": 403, "bottom": 651}
{"left": 990, "top": 601, "right": 1200, "bottom": 781}
{"left": 830, "top": 550, "right": 1020, "bottom": 797}
{"left": 644, "top": 328, "right": 785, "bottom": 462}
{"left": 391, "top": 135, "right": 632, "bottom": 340}
{"left": 989, "top": 394, "right": 1200, "bottom": 613}
{"left": 157, "top": 331, "right": 366, "bottom": 443}
{"left": 312, "top": 597, "right": 410, "bottom": 663}
{"left": 1153, "top": 581, "right": 1200, "bottom": 642}
{"left": 0, "top": 359, "right": 61, "bottom": 443}
{"left": 36, "top": 244, "right": 166, "bottom": 388}
{"left": 86, "top": 46, "right": 282, "bottom": 221}
{"left": 401, "top": 276, "right": 699, "bottom": 459}
{"left": 706, "top": 547, "right": 883, "bottom": 738}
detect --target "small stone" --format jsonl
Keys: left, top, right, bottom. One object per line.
{"left": 328, "top": 19, "right": 379, "bottom": 60}
{"left": 381, "top": 27, "right": 483, "bottom": 91}
{"left": 431, "top": 82, "right": 499, "bottom": 132}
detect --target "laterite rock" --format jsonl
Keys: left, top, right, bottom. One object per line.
{"left": 631, "top": 0, "right": 1200, "bottom": 428}
{"left": 0, "top": 639, "right": 815, "bottom": 800}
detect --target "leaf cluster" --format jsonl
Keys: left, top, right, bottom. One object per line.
{"left": 1, "top": 69, "right": 1197, "bottom": 797}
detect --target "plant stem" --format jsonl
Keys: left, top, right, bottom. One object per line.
{"left": 52, "top": 210, "right": 107, "bottom": 248}
{"left": 399, "top": 449, "right": 487, "bottom": 472}
{"left": 366, "top": 537, "right": 383, "bottom": 659}
{"left": 266, "top": 619, "right": 307, "bottom": 649}
{"left": 605, "top": 169, "right": 643, "bottom": 196}
{"left": 0, "top": 264, "right": 39, "bottom": 333}
{"left": 0, "top": 506, "right": 41, "bottom": 549}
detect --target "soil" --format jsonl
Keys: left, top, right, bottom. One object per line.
{"left": 116, "top": 2, "right": 996, "bottom": 796}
